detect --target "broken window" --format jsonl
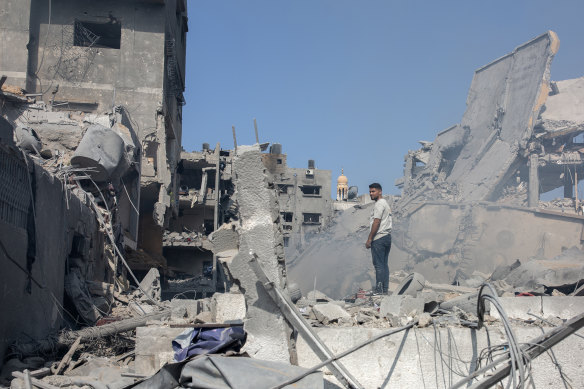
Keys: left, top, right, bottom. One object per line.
{"left": 283, "top": 236, "right": 290, "bottom": 247}
{"left": 301, "top": 185, "right": 321, "bottom": 196}
{"left": 204, "top": 219, "right": 214, "bottom": 235}
{"left": 277, "top": 159, "right": 283, "bottom": 164}
{"left": 74, "top": 20, "right": 121, "bottom": 49}
{"left": 283, "top": 225, "right": 292, "bottom": 231}
{"left": 281, "top": 212, "right": 293, "bottom": 222}
{"left": 303, "top": 213, "right": 320, "bottom": 224}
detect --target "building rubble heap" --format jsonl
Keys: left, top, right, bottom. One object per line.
{"left": 1, "top": 5, "right": 583, "bottom": 387}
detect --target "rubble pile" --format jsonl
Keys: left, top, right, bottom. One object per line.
{"left": 1, "top": 12, "right": 584, "bottom": 388}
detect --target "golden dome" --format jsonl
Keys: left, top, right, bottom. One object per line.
{"left": 337, "top": 169, "right": 348, "bottom": 185}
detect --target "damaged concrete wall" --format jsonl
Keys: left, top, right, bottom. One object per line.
{"left": 213, "top": 145, "right": 294, "bottom": 363}
{"left": 0, "top": 0, "right": 189, "bottom": 262}
{"left": 385, "top": 31, "right": 584, "bottom": 287}
{"left": 394, "top": 202, "right": 584, "bottom": 281}
{"left": 263, "top": 147, "right": 333, "bottom": 251}
{"left": 0, "top": 145, "right": 106, "bottom": 364}
{"left": 297, "top": 326, "right": 584, "bottom": 388}
{"left": 0, "top": 0, "right": 31, "bottom": 90}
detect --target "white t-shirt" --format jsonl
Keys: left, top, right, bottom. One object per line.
{"left": 370, "top": 198, "right": 392, "bottom": 240}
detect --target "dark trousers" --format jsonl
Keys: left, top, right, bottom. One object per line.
{"left": 371, "top": 234, "right": 391, "bottom": 292}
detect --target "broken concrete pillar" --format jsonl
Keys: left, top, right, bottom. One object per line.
{"left": 213, "top": 144, "right": 293, "bottom": 363}
{"left": 528, "top": 153, "right": 540, "bottom": 207}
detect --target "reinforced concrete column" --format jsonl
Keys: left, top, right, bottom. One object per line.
{"left": 528, "top": 154, "right": 540, "bottom": 208}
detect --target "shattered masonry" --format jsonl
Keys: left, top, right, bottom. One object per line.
{"left": 1, "top": 5, "right": 584, "bottom": 388}
{"left": 0, "top": 0, "right": 187, "bottom": 365}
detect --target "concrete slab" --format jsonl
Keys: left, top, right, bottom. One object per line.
{"left": 312, "top": 303, "right": 351, "bottom": 325}
{"left": 297, "top": 325, "right": 584, "bottom": 388}
{"left": 490, "top": 296, "right": 542, "bottom": 321}
{"left": 380, "top": 295, "right": 424, "bottom": 318}
{"left": 542, "top": 296, "right": 584, "bottom": 319}
{"left": 447, "top": 31, "right": 559, "bottom": 201}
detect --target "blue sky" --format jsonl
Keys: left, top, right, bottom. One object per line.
{"left": 182, "top": 0, "right": 584, "bottom": 198}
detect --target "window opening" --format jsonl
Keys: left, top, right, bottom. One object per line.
{"left": 74, "top": 20, "right": 121, "bottom": 49}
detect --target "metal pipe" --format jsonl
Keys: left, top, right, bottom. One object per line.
{"left": 212, "top": 142, "right": 220, "bottom": 292}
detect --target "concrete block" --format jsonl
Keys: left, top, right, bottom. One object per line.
{"left": 440, "top": 292, "right": 486, "bottom": 315}
{"left": 307, "top": 290, "right": 332, "bottom": 302}
{"left": 490, "top": 297, "right": 542, "bottom": 321}
{"left": 418, "top": 289, "right": 442, "bottom": 304}
{"left": 195, "top": 311, "right": 213, "bottom": 323}
{"left": 380, "top": 295, "right": 424, "bottom": 318}
{"left": 542, "top": 296, "right": 584, "bottom": 319}
{"left": 211, "top": 293, "right": 246, "bottom": 323}
{"left": 138, "top": 268, "right": 161, "bottom": 302}
{"left": 169, "top": 299, "right": 200, "bottom": 320}
{"left": 490, "top": 296, "right": 543, "bottom": 320}
{"left": 134, "top": 326, "right": 184, "bottom": 375}
{"left": 312, "top": 303, "right": 351, "bottom": 325}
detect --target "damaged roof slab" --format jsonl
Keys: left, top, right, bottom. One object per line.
{"left": 446, "top": 31, "right": 559, "bottom": 201}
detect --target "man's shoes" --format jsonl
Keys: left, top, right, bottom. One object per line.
{"left": 375, "top": 282, "right": 384, "bottom": 295}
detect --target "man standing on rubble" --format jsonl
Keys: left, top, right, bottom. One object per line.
{"left": 365, "top": 183, "right": 392, "bottom": 294}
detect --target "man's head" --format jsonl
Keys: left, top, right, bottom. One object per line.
{"left": 369, "top": 183, "right": 382, "bottom": 201}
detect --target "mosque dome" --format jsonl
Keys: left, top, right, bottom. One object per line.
{"left": 337, "top": 169, "right": 348, "bottom": 185}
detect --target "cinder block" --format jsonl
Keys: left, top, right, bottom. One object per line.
{"left": 135, "top": 326, "right": 184, "bottom": 375}
{"left": 542, "top": 297, "right": 584, "bottom": 319}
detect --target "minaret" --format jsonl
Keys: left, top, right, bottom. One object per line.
{"left": 336, "top": 169, "right": 349, "bottom": 201}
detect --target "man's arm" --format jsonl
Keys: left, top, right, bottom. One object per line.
{"left": 366, "top": 218, "right": 380, "bottom": 249}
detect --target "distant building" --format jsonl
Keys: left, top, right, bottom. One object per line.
{"left": 262, "top": 143, "right": 333, "bottom": 250}
{"left": 162, "top": 145, "right": 234, "bottom": 295}
{"left": 336, "top": 169, "right": 349, "bottom": 201}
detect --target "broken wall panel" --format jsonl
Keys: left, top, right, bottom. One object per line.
{"left": 447, "top": 31, "right": 559, "bottom": 201}
{"left": 396, "top": 202, "right": 584, "bottom": 281}
{"left": 0, "top": 147, "right": 108, "bottom": 363}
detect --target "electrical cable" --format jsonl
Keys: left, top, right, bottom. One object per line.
{"left": 414, "top": 328, "right": 427, "bottom": 389}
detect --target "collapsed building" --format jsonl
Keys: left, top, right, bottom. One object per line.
{"left": 161, "top": 145, "right": 235, "bottom": 297}
{"left": 262, "top": 143, "right": 333, "bottom": 251}
{"left": 288, "top": 30, "right": 584, "bottom": 297}
{"left": 1, "top": 10, "right": 583, "bottom": 388}
{"left": 391, "top": 30, "right": 584, "bottom": 282}
{"left": 0, "top": 0, "right": 188, "bottom": 256}
{"left": 0, "top": 0, "right": 187, "bottom": 365}
{"left": 159, "top": 141, "right": 334, "bottom": 297}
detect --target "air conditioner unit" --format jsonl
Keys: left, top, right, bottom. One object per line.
{"left": 306, "top": 169, "right": 314, "bottom": 176}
